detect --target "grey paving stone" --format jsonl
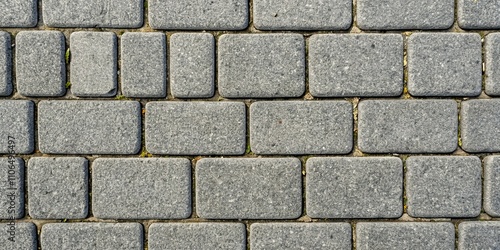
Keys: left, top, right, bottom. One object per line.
{"left": 170, "top": 33, "right": 214, "bottom": 98}
{"left": 250, "top": 101, "right": 352, "bottom": 154}
{"left": 145, "top": 102, "right": 245, "bottom": 155}
{"left": 149, "top": 0, "right": 248, "bottom": 30}
{"left": 196, "top": 158, "right": 302, "bottom": 219}
{"left": 458, "top": 0, "right": 500, "bottom": 29}
{"left": 218, "top": 34, "right": 305, "bottom": 98}
{"left": 0, "top": 158, "right": 23, "bottom": 219}
{"left": 458, "top": 222, "right": 500, "bottom": 250}
{"left": 92, "top": 158, "right": 191, "bottom": 219}
{"left": 121, "top": 32, "right": 166, "bottom": 98}
{"left": 0, "top": 0, "right": 37, "bottom": 27}
{"left": 0, "top": 32, "right": 11, "bottom": 96}
{"left": 16, "top": 31, "right": 66, "bottom": 97}
{"left": 250, "top": 223, "right": 351, "bottom": 250}
{"left": 356, "top": 222, "right": 455, "bottom": 250}
{"left": 38, "top": 101, "right": 141, "bottom": 154}
{"left": 484, "top": 156, "right": 500, "bottom": 217}
{"left": 461, "top": 99, "right": 500, "bottom": 153}
{"left": 357, "top": 0, "right": 454, "bottom": 30}
{"left": 0, "top": 100, "right": 34, "bottom": 154}
{"left": 408, "top": 33, "right": 482, "bottom": 97}
{"left": 70, "top": 32, "right": 117, "bottom": 97}
{"left": 41, "top": 223, "right": 143, "bottom": 250}
{"left": 358, "top": 100, "right": 457, "bottom": 153}
{"left": 309, "top": 34, "right": 403, "bottom": 97}
{"left": 27, "top": 157, "right": 88, "bottom": 219}
{"left": 406, "top": 156, "right": 482, "bottom": 218}
{"left": 149, "top": 223, "right": 246, "bottom": 250}
{"left": 306, "top": 157, "right": 403, "bottom": 219}
{"left": 253, "top": 0, "right": 352, "bottom": 30}
{"left": 485, "top": 33, "right": 500, "bottom": 96}
{"left": 0, "top": 222, "right": 37, "bottom": 250}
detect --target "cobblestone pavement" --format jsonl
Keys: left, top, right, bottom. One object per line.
{"left": 1, "top": 0, "right": 500, "bottom": 249}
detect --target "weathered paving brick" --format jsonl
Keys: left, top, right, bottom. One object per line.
{"left": 0, "top": 158, "right": 23, "bottom": 219}
{"left": 485, "top": 33, "right": 500, "bottom": 96}
{"left": 461, "top": 99, "right": 500, "bottom": 153}
{"left": 406, "top": 156, "right": 482, "bottom": 218}
{"left": 0, "top": 101, "right": 34, "bottom": 154}
{"left": 458, "top": 222, "right": 500, "bottom": 250}
{"left": 38, "top": 101, "right": 141, "bottom": 154}
{"left": 306, "top": 157, "right": 403, "bottom": 219}
{"left": 149, "top": 223, "right": 246, "bottom": 250}
{"left": 484, "top": 156, "right": 500, "bottom": 217}
{"left": 170, "top": 33, "right": 214, "bottom": 98}
{"left": 0, "top": 32, "right": 11, "bottom": 96}
{"left": 458, "top": 0, "right": 500, "bottom": 29}
{"left": 196, "top": 158, "right": 302, "bottom": 219}
{"left": 0, "top": 0, "right": 37, "bottom": 27}
{"left": 408, "top": 33, "right": 482, "bottom": 96}
{"left": 146, "top": 102, "right": 245, "bottom": 155}
{"left": 0, "top": 222, "right": 37, "bottom": 250}
{"left": 309, "top": 34, "right": 403, "bottom": 97}
{"left": 358, "top": 100, "right": 457, "bottom": 153}
{"left": 250, "top": 101, "right": 352, "bottom": 154}
{"left": 92, "top": 158, "right": 191, "bottom": 219}
{"left": 27, "top": 157, "right": 88, "bottom": 219}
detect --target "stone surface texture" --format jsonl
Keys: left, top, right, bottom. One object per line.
{"left": 0, "top": 158, "right": 24, "bottom": 219}
{"left": 458, "top": 222, "right": 500, "bottom": 250}
{"left": 0, "top": 222, "right": 37, "bottom": 250}
{"left": 461, "top": 99, "right": 500, "bottom": 153}
{"left": 0, "top": 32, "right": 11, "bottom": 96}
{"left": 484, "top": 156, "right": 500, "bottom": 217}
{"left": 458, "top": 0, "right": 500, "bottom": 29}
{"left": 485, "top": 33, "right": 500, "bottom": 95}
{"left": 0, "top": 100, "right": 34, "bottom": 154}
{"left": 0, "top": 0, "right": 37, "bottom": 27}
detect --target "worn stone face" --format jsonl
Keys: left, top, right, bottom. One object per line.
{"left": 485, "top": 33, "right": 500, "bottom": 96}
{"left": 0, "top": 32, "right": 11, "bottom": 96}
{"left": 0, "top": 101, "right": 34, "bottom": 154}
{"left": 0, "top": 223, "right": 37, "bottom": 250}
{"left": 0, "top": 158, "right": 24, "bottom": 219}
{"left": 484, "top": 156, "right": 500, "bottom": 217}
{"left": 461, "top": 99, "right": 500, "bottom": 153}
{"left": 458, "top": 0, "right": 500, "bottom": 29}
{"left": 0, "top": 0, "right": 37, "bottom": 27}
{"left": 458, "top": 222, "right": 500, "bottom": 250}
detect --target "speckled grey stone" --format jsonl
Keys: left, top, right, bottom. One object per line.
{"left": 461, "top": 99, "right": 500, "bottom": 153}
{"left": 0, "top": 101, "right": 34, "bottom": 154}
{"left": 0, "top": 0, "right": 37, "bottom": 27}
{"left": 16, "top": 31, "right": 66, "bottom": 97}
{"left": 149, "top": 223, "right": 246, "bottom": 250}
{"left": 358, "top": 100, "right": 457, "bottom": 153}
{"left": 145, "top": 102, "right": 245, "bottom": 155}
{"left": 306, "top": 157, "right": 403, "bottom": 219}
{"left": 92, "top": 158, "right": 191, "bottom": 219}
{"left": 408, "top": 33, "right": 482, "bottom": 97}
{"left": 484, "top": 156, "right": 500, "bottom": 217}
{"left": 27, "top": 157, "right": 88, "bottom": 219}
{"left": 250, "top": 101, "right": 352, "bottom": 155}
{"left": 196, "top": 158, "right": 302, "bottom": 219}
{"left": 41, "top": 223, "right": 143, "bottom": 250}
{"left": 0, "top": 32, "right": 11, "bottom": 96}
{"left": 250, "top": 223, "right": 351, "bottom": 250}
{"left": 357, "top": 0, "right": 454, "bottom": 30}
{"left": 309, "top": 34, "right": 403, "bottom": 97}
{"left": 0, "top": 222, "right": 37, "bottom": 250}
{"left": 458, "top": 222, "right": 500, "bottom": 250}
{"left": 70, "top": 32, "right": 117, "bottom": 97}
{"left": 485, "top": 33, "right": 500, "bottom": 96}
{"left": 149, "top": 0, "right": 248, "bottom": 30}
{"left": 253, "top": 0, "right": 352, "bottom": 30}
{"left": 458, "top": 0, "right": 500, "bottom": 29}
{"left": 356, "top": 222, "right": 455, "bottom": 250}
{"left": 0, "top": 158, "right": 23, "bottom": 219}
{"left": 406, "top": 156, "right": 482, "bottom": 218}
{"left": 38, "top": 101, "right": 141, "bottom": 154}
{"left": 170, "top": 33, "right": 214, "bottom": 98}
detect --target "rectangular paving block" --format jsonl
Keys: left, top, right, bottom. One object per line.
{"left": 486, "top": 33, "right": 500, "bottom": 96}
{"left": 306, "top": 157, "right": 402, "bottom": 219}
{"left": 458, "top": 0, "right": 500, "bottom": 29}
{"left": 38, "top": 101, "right": 141, "bottom": 154}
{"left": 461, "top": 99, "right": 500, "bottom": 153}
{"left": 309, "top": 34, "right": 403, "bottom": 97}
{"left": 149, "top": 223, "right": 246, "bottom": 250}
{"left": 0, "top": 158, "right": 24, "bottom": 219}
{"left": 0, "top": 222, "right": 37, "bottom": 250}
{"left": 0, "top": 32, "right": 11, "bottom": 96}
{"left": 92, "top": 158, "right": 191, "bottom": 219}
{"left": 0, "top": 100, "right": 34, "bottom": 154}
{"left": 250, "top": 101, "right": 352, "bottom": 154}
{"left": 484, "top": 156, "right": 500, "bottom": 217}
{"left": 459, "top": 222, "right": 500, "bottom": 250}
{"left": 196, "top": 158, "right": 302, "bottom": 219}
{"left": 218, "top": 34, "right": 305, "bottom": 98}
{"left": 358, "top": 100, "right": 457, "bottom": 153}
{"left": 145, "top": 101, "right": 246, "bottom": 155}
{"left": 0, "top": 0, "right": 37, "bottom": 27}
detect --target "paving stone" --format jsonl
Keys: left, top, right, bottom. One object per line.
{"left": 0, "top": 101, "right": 34, "bottom": 154}
{"left": 196, "top": 158, "right": 302, "bottom": 219}
{"left": 461, "top": 99, "right": 500, "bottom": 153}
{"left": 0, "top": 222, "right": 37, "bottom": 250}
{"left": 16, "top": 31, "right": 66, "bottom": 97}
{"left": 406, "top": 156, "right": 482, "bottom": 218}
{"left": 250, "top": 101, "right": 352, "bottom": 154}
{"left": 170, "top": 33, "right": 214, "bottom": 98}
{"left": 145, "top": 101, "right": 245, "bottom": 155}
{"left": 38, "top": 101, "right": 141, "bottom": 154}
{"left": 0, "top": 158, "right": 24, "bottom": 219}
{"left": 92, "top": 158, "right": 191, "bottom": 219}
{"left": 70, "top": 32, "right": 117, "bottom": 97}
{"left": 309, "top": 34, "right": 403, "bottom": 97}
{"left": 484, "top": 156, "right": 500, "bottom": 217}
{"left": 458, "top": 0, "right": 500, "bottom": 29}
{"left": 27, "top": 157, "right": 88, "bottom": 219}
{"left": 357, "top": 0, "right": 454, "bottom": 30}
{"left": 356, "top": 222, "right": 455, "bottom": 250}
{"left": 149, "top": 223, "right": 246, "bottom": 250}
{"left": 306, "top": 157, "right": 402, "bottom": 219}
{"left": 0, "top": 32, "right": 12, "bottom": 96}
{"left": 458, "top": 222, "right": 500, "bottom": 250}
{"left": 485, "top": 33, "right": 500, "bottom": 96}
{"left": 358, "top": 100, "right": 457, "bottom": 153}
{"left": 250, "top": 223, "right": 351, "bottom": 250}
{"left": 149, "top": 0, "right": 248, "bottom": 30}
{"left": 0, "top": 0, "right": 37, "bottom": 27}
{"left": 218, "top": 34, "right": 305, "bottom": 98}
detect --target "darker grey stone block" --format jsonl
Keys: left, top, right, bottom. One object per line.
{"left": 0, "top": 32, "right": 11, "bottom": 96}
{"left": 461, "top": 99, "right": 500, "bottom": 153}
{"left": 484, "top": 156, "right": 500, "bottom": 217}
{"left": 459, "top": 222, "right": 500, "bottom": 250}
{"left": 458, "top": 0, "right": 500, "bottom": 29}
{"left": 0, "top": 0, "right": 37, "bottom": 27}
{"left": 0, "top": 158, "right": 24, "bottom": 219}
{"left": 0, "top": 100, "right": 34, "bottom": 154}
{"left": 0, "top": 222, "right": 37, "bottom": 250}
{"left": 485, "top": 33, "right": 500, "bottom": 96}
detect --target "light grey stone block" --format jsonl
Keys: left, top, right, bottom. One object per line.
{"left": 358, "top": 100, "right": 457, "bottom": 153}
{"left": 0, "top": 222, "right": 37, "bottom": 250}
{"left": 485, "top": 33, "right": 500, "bottom": 96}
{"left": 218, "top": 34, "right": 305, "bottom": 98}
{"left": 250, "top": 101, "right": 352, "bottom": 154}
{"left": 0, "top": 0, "right": 37, "bottom": 27}
{"left": 484, "top": 156, "right": 500, "bottom": 217}
{"left": 0, "top": 32, "right": 11, "bottom": 96}
{"left": 0, "top": 158, "right": 23, "bottom": 219}
{"left": 0, "top": 100, "right": 34, "bottom": 154}
{"left": 461, "top": 99, "right": 500, "bottom": 153}
{"left": 196, "top": 158, "right": 302, "bottom": 219}
{"left": 458, "top": 0, "right": 500, "bottom": 29}
{"left": 38, "top": 101, "right": 141, "bottom": 154}
{"left": 458, "top": 222, "right": 500, "bottom": 250}
{"left": 309, "top": 34, "right": 403, "bottom": 97}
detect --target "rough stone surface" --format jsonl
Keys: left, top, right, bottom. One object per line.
{"left": 485, "top": 33, "right": 500, "bottom": 96}
{"left": 0, "top": 222, "right": 37, "bottom": 250}
{"left": 458, "top": 222, "right": 500, "bottom": 250}
{"left": 461, "top": 99, "right": 500, "bottom": 153}
{"left": 0, "top": 100, "right": 34, "bottom": 154}
{"left": 250, "top": 101, "right": 352, "bottom": 155}
{"left": 484, "top": 156, "right": 500, "bottom": 217}
{"left": 358, "top": 100, "right": 457, "bottom": 153}
{"left": 218, "top": 34, "right": 305, "bottom": 98}
{"left": 0, "top": 0, "right": 37, "bottom": 27}
{"left": 196, "top": 158, "right": 302, "bottom": 219}
{"left": 306, "top": 157, "right": 403, "bottom": 218}
{"left": 0, "top": 32, "right": 11, "bottom": 96}
{"left": 458, "top": 0, "right": 500, "bottom": 29}
{"left": 309, "top": 34, "right": 403, "bottom": 97}
{"left": 0, "top": 158, "right": 24, "bottom": 219}
{"left": 38, "top": 101, "right": 141, "bottom": 154}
